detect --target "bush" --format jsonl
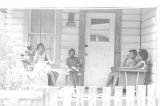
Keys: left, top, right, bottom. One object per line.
{"left": 0, "top": 33, "right": 31, "bottom": 90}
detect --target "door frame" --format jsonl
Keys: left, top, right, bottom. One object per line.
{"left": 78, "top": 9, "right": 122, "bottom": 85}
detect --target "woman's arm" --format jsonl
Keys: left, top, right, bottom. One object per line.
{"left": 130, "top": 62, "right": 144, "bottom": 69}
{"left": 119, "top": 62, "right": 144, "bottom": 69}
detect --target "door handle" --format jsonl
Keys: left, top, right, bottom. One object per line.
{"left": 84, "top": 44, "right": 88, "bottom": 47}
{"left": 85, "top": 53, "right": 88, "bottom": 56}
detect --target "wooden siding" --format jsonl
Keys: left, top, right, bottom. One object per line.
{"left": 141, "top": 8, "right": 157, "bottom": 84}
{"left": 122, "top": 9, "right": 141, "bottom": 14}
{"left": 6, "top": 10, "right": 24, "bottom": 47}
{"left": 121, "top": 9, "right": 141, "bottom": 63}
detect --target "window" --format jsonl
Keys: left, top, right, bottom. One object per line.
{"left": 29, "top": 9, "right": 56, "bottom": 62}
{"left": 90, "top": 18, "right": 110, "bottom": 42}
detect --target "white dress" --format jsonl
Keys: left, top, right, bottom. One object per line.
{"left": 30, "top": 52, "right": 51, "bottom": 87}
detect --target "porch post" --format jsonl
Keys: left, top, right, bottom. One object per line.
{"left": 78, "top": 10, "right": 86, "bottom": 86}
{"left": 114, "top": 10, "right": 122, "bottom": 67}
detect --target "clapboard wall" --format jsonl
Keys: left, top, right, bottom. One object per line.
{"left": 0, "top": 11, "right": 6, "bottom": 60}
{"left": 141, "top": 8, "right": 157, "bottom": 84}
{"left": 121, "top": 9, "right": 141, "bottom": 63}
{"left": 6, "top": 10, "right": 25, "bottom": 46}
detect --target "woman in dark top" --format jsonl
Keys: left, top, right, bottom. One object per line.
{"left": 66, "top": 48, "right": 81, "bottom": 88}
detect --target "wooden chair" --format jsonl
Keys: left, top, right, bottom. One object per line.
{"left": 50, "top": 68, "right": 68, "bottom": 86}
{"left": 50, "top": 67, "right": 80, "bottom": 86}
{"left": 118, "top": 61, "right": 150, "bottom": 88}
{"left": 65, "top": 71, "right": 81, "bottom": 86}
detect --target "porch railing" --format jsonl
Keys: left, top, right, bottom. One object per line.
{"left": 0, "top": 85, "right": 159, "bottom": 106}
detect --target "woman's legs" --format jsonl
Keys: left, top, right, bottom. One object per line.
{"left": 69, "top": 71, "right": 78, "bottom": 88}
{"left": 106, "top": 72, "right": 114, "bottom": 86}
{"left": 111, "top": 72, "right": 119, "bottom": 96}
{"left": 74, "top": 71, "right": 78, "bottom": 85}
{"left": 69, "top": 71, "right": 76, "bottom": 87}
{"left": 106, "top": 71, "right": 119, "bottom": 96}
{"left": 53, "top": 72, "right": 59, "bottom": 83}
{"left": 48, "top": 73, "right": 52, "bottom": 85}
{"left": 48, "top": 71, "right": 59, "bottom": 86}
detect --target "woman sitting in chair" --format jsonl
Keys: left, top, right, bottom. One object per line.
{"left": 32, "top": 43, "right": 58, "bottom": 86}
{"left": 66, "top": 48, "right": 81, "bottom": 88}
{"left": 106, "top": 49, "right": 138, "bottom": 95}
{"left": 106, "top": 49, "right": 148, "bottom": 95}
{"left": 106, "top": 49, "right": 138, "bottom": 87}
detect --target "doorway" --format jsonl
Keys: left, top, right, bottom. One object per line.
{"left": 84, "top": 13, "right": 115, "bottom": 87}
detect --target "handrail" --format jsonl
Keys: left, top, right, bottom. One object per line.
{"left": 118, "top": 68, "right": 147, "bottom": 72}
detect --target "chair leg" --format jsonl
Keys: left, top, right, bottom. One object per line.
{"left": 48, "top": 72, "right": 56, "bottom": 86}
{"left": 48, "top": 74, "right": 51, "bottom": 86}
{"left": 78, "top": 76, "right": 81, "bottom": 86}
{"left": 65, "top": 75, "right": 68, "bottom": 86}
{"left": 78, "top": 76, "right": 80, "bottom": 86}
{"left": 76, "top": 76, "right": 79, "bottom": 86}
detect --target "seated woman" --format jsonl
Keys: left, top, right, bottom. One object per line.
{"left": 106, "top": 49, "right": 138, "bottom": 95}
{"left": 106, "top": 49, "right": 138, "bottom": 87}
{"left": 66, "top": 48, "right": 82, "bottom": 88}
{"left": 106, "top": 49, "right": 148, "bottom": 95}
{"left": 32, "top": 43, "right": 58, "bottom": 86}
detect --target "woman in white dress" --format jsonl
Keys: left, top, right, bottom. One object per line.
{"left": 31, "top": 43, "right": 56, "bottom": 86}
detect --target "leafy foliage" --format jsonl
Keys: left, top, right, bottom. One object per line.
{"left": 0, "top": 12, "right": 31, "bottom": 90}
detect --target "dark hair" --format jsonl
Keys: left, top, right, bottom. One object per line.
{"left": 138, "top": 49, "right": 148, "bottom": 60}
{"left": 129, "top": 49, "right": 137, "bottom": 56}
{"left": 36, "top": 43, "right": 45, "bottom": 51}
{"left": 69, "top": 48, "right": 75, "bottom": 54}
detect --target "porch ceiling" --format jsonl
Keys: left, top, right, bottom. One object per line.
{"left": 0, "top": 0, "right": 159, "bottom": 8}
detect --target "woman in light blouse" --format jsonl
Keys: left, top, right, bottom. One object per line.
{"left": 32, "top": 43, "right": 58, "bottom": 86}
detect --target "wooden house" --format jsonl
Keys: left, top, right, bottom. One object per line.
{"left": 0, "top": 7, "right": 160, "bottom": 89}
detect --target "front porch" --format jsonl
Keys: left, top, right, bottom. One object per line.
{"left": 0, "top": 6, "right": 160, "bottom": 106}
